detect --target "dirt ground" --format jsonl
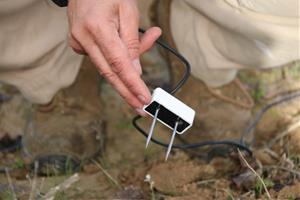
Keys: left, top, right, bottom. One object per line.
{"left": 0, "top": 48, "right": 299, "bottom": 200}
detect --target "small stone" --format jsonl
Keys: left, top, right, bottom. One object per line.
{"left": 83, "top": 163, "right": 99, "bottom": 174}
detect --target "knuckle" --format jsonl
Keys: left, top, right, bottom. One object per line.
{"left": 107, "top": 56, "right": 125, "bottom": 75}
{"left": 68, "top": 38, "right": 75, "bottom": 48}
{"left": 85, "top": 17, "right": 114, "bottom": 36}
{"left": 70, "top": 30, "right": 77, "bottom": 39}
{"left": 70, "top": 27, "right": 81, "bottom": 40}
{"left": 123, "top": 76, "right": 137, "bottom": 91}
{"left": 126, "top": 38, "right": 140, "bottom": 54}
{"left": 85, "top": 18, "right": 99, "bottom": 32}
{"left": 68, "top": 36, "right": 84, "bottom": 53}
{"left": 68, "top": 39, "right": 79, "bottom": 50}
{"left": 126, "top": 82, "right": 136, "bottom": 92}
{"left": 119, "top": 92, "right": 130, "bottom": 101}
{"left": 100, "top": 71, "right": 117, "bottom": 83}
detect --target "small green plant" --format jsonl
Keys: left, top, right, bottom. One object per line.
{"left": 288, "top": 194, "right": 296, "bottom": 200}
{"left": 255, "top": 178, "right": 274, "bottom": 198}
{"left": 65, "top": 156, "right": 75, "bottom": 176}
{"left": 251, "top": 84, "right": 266, "bottom": 102}
{"left": 14, "top": 158, "right": 25, "bottom": 169}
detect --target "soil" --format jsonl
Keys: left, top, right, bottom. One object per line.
{"left": 0, "top": 52, "right": 299, "bottom": 199}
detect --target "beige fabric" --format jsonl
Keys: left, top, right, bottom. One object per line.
{"left": 0, "top": 0, "right": 298, "bottom": 103}
{"left": 171, "top": 0, "right": 300, "bottom": 87}
{"left": 0, "top": 0, "right": 83, "bottom": 104}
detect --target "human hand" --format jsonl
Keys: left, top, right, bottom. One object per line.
{"left": 67, "top": 0, "right": 161, "bottom": 114}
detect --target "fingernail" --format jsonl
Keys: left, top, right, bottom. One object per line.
{"left": 133, "top": 59, "right": 142, "bottom": 75}
{"left": 138, "top": 95, "right": 147, "bottom": 104}
{"left": 135, "top": 108, "right": 146, "bottom": 116}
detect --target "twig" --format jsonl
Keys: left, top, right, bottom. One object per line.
{"left": 5, "top": 168, "right": 17, "bottom": 200}
{"left": 261, "top": 148, "right": 280, "bottom": 160}
{"left": 220, "top": 188, "right": 235, "bottom": 200}
{"left": 267, "top": 118, "right": 300, "bottom": 148}
{"left": 237, "top": 149, "right": 271, "bottom": 199}
{"left": 206, "top": 78, "right": 254, "bottom": 109}
{"left": 196, "top": 179, "right": 217, "bottom": 186}
{"left": 264, "top": 165, "right": 300, "bottom": 179}
{"left": 241, "top": 191, "right": 254, "bottom": 199}
{"left": 42, "top": 173, "right": 80, "bottom": 200}
{"left": 29, "top": 161, "right": 38, "bottom": 200}
{"left": 34, "top": 177, "right": 45, "bottom": 199}
{"left": 91, "top": 159, "right": 120, "bottom": 188}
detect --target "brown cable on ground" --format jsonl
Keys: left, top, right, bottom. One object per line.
{"left": 206, "top": 78, "right": 254, "bottom": 109}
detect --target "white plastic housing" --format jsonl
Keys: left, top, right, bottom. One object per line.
{"left": 143, "top": 88, "right": 195, "bottom": 134}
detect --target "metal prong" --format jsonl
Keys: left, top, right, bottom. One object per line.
{"left": 145, "top": 107, "right": 160, "bottom": 148}
{"left": 165, "top": 119, "right": 179, "bottom": 161}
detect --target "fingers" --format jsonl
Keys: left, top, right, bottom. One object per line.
{"left": 140, "top": 27, "right": 162, "bottom": 54}
{"left": 92, "top": 27, "right": 151, "bottom": 104}
{"left": 66, "top": 0, "right": 157, "bottom": 113}
{"left": 75, "top": 29, "right": 145, "bottom": 109}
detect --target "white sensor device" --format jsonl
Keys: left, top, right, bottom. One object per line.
{"left": 143, "top": 87, "right": 195, "bottom": 160}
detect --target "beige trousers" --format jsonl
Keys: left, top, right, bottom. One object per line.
{"left": 0, "top": 0, "right": 299, "bottom": 104}
{"left": 171, "top": 0, "right": 300, "bottom": 87}
{"left": 0, "top": 0, "right": 82, "bottom": 104}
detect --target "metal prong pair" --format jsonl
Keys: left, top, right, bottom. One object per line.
{"left": 145, "top": 106, "right": 180, "bottom": 161}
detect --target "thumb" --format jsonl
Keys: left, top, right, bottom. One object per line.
{"left": 139, "top": 27, "right": 162, "bottom": 54}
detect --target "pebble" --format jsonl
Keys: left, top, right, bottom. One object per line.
{"left": 83, "top": 163, "right": 100, "bottom": 174}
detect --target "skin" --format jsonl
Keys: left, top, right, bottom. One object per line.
{"left": 67, "top": 0, "right": 162, "bottom": 115}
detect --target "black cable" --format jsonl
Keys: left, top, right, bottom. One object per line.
{"left": 133, "top": 115, "right": 253, "bottom": 155}
{"left": 135, "top": 29, "right": 300, "bottom": 156}
{"left": 133, "top": 91, "right": 300, "bottom": 156}
{"left": 134, "top": 29, "right": 255, "bottom": 156}
{"left": 138, "top": 28, "right": 191, "bottom": 94}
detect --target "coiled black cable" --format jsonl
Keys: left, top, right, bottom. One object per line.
{"left": 133, "top": 28, "right": 300, "bottom": 157}
{"left": 134, "top": 29, "right": 253, "bottom": 155}
{"left": 138, "top": 28, "right": 191, "bottom": 94}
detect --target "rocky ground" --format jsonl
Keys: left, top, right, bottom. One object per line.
{"left": 0, "top": 49, "right": 299, "bottom": 199}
